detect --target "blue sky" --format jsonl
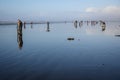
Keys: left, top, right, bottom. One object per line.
{"left": 0, "top": 0, "right": 120, "bottom": 21}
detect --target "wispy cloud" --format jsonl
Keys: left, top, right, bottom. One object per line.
{"left": 102, "top": 6, "right": 120, "bottom": 14}
{"left": 85, "top": 6, "right": 120, "bottom": 20}
{"left": 86, "top": 7, "right": 99, "bottom": 13}
{"left": 85, "top": 6, "right": 120, "bottom": 15}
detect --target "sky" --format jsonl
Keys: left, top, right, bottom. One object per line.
{"left": 0, "top": 0, "right": 120, "bottom": 21}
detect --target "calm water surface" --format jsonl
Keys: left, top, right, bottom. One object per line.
{"left": 0, "top": 21, "right": 120, "bottom": 80}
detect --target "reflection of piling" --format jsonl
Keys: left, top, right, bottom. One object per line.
{"left": 17, "top": 19, "right": 23, "bottom": 49}
{"left": 46, "top": 22, "right": 50, "bottom": 32}
{"left": 100, "top": 21, "right": 106, "bottom": 31}
{"left": 24, "top": 22, "right": 26, "bottom": 29}
{"left": 87, "top": 21, "right": 89, "bottom": 26}
{"left": 79, "top": 21, "right": 83, "bottom": 27}
{"left": 74, "top": 20, "right": 78, "bottom": 28}
{"left": 31, "top": 22, "right": 33, "bottom": 28}
{"left": 91, "top": 21, "right": 96, "bottom": 26}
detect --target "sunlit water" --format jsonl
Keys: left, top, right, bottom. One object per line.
{"left": 0, "top": 21, "right": 120, "bottom": 80}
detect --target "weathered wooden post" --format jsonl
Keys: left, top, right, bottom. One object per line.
{"left": 17, "top": 19, "right": 23, "bottom": 49}
{"left": 17, "top": 19, "right": 23, "bottom": 32}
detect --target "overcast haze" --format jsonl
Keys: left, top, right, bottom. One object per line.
{"left": 0, "top": 0, "right": 120, "bottom": 21}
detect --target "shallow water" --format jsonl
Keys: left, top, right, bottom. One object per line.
{"left": 0, "top": 21, "right": 120, "bottom": 80}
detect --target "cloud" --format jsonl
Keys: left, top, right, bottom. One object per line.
{"left": 102, "top": 6, "right": 120, "bottom": 14}
{"left": 85, "top": 6, "right": 120, "bottom": 15}
{"left": 86, "top": 7, "right": 99, "bottom": 13}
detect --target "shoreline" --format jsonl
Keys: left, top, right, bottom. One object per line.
{"left": 0, "top": 20, "right": 120, "bottom": 25}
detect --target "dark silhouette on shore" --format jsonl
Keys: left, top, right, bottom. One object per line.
{"left": 115, "top": 35, "right": 120, "bottom": 37}
{"left": 67, "top": 37, "right": 74, "bottom": 40}
{"left": 17, "top": 19, "right": 23, "bottom": 49}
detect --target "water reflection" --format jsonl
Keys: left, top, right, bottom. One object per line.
{"left": 23, "top": 22, "right": 26, "bottom": 29}
{"left": 74, "top": 20, "right": 78, "bottom": 28}
{"left": 100, "top": 21, "right": 106, "bottom": 31}
{"left": 16, "top": 20, "right": 120, "bottom": 42}
{"left": 87, "top": 21, "right": 90, "bottom": 26}
{"left": 46, "top": 22, "right": 50, "bottom": 32}
{"left": 21, "top": 20, "right": 107, "bottom": 33}
{"left": 79, "top": 21, "right": 83, "bottom": 27}
{"left": 73, "top": 20, "right": 106, "bottom": 30}
{"left": 1, "top": 21, "right": 120, "bottom": 80}
{"left": 17, "top": 20, "right": 23, "bottom": 49}
{"left": 31, "top": 22, "right": 33, "bottom": 29}
{"left": 91, "top": 21, "right": 98, "bottom": 26}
